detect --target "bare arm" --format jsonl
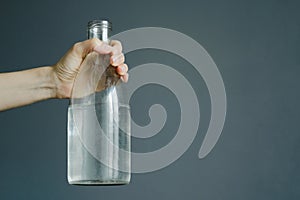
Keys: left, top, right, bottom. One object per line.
{"left": 0, "top": 67, "right": 56, "bottom": 111}
{"left": 0, "top": 38, "right": 128, "bottom": 111}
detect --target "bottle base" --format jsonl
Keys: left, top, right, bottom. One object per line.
{"left": 69, "top": 179, "right": 130, "bottom": 186}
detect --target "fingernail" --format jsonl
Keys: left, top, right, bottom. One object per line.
{"left": 121, "top": 65, "right": 127, "bottom": 72}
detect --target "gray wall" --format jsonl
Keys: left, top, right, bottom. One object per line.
{"left": 0, "top": 0, "right": 299, "bottom": 199}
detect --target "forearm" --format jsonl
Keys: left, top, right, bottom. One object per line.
{"left": 0, "top": 66, "right": 56, "bottom": 111}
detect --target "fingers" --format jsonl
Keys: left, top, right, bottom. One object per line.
{"left": 111, "top": 53, "right": 125, "bottom": 66}
{"left": 110, "top": 40, "right": 125, "bottom": 67}
{"left": 110, "top": 40, "right": 124, "bottom": 66}
{"left": 71, "top": 38, "right": 114, "bottom": 59}
{"left": 73, "top": 38, "right": 129, "bottom": 82}
{"left": 110, "top": 40, "right": 128, "bottom": 81}
{"left": 72, "top": 38, "right": 123, "bottom": 59}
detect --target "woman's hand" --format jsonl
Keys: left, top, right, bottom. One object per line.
{"left": 53, "top": 38, "right": 128, "bottom": 98}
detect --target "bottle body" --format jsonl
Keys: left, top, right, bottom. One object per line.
{"left": 67, "top": 20, "right": 131, "bottom": 185}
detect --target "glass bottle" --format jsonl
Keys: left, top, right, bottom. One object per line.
{"left": 67, "top": 20, "right": 131, "bottom": 185}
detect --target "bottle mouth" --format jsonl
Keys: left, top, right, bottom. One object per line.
{"left": 88, "top": 20, "right": 112, "bottom": 30}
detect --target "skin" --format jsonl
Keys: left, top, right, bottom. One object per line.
{"left": 0, "top": 38, "right": 128, "bottom": 111}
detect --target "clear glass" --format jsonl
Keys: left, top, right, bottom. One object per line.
{"left": 67, "top": 20, "right": 131, "bottom": 185}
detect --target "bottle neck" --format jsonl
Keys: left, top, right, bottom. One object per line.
{"left": 87, "top": 20, "right": 112, "bottom": 43}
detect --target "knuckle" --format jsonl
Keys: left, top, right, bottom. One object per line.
{"left": 112, "top": 39, "right": 121, "bottom": 45}
{"left": 121, "top": 54, "right": 125, "bottom": 62}
{"left": 112, "top": 40, "right": 123, "bottom": 51}
{"left": 71, "top": 42, "right": 81, "bottom": 52}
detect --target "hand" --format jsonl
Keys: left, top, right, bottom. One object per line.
{"left": 52, "top": 38, "right": 128, "bottom": 98}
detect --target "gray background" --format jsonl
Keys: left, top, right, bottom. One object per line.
{"left": 0, "top": 0, "right": 299, "bottom": 199}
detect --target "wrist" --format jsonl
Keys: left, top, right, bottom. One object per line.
{"left": 51, "top": 65, "right": 73, "bottom": 99}
{"left": 37, "top": 66, "right": 57, "bottom": 99}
